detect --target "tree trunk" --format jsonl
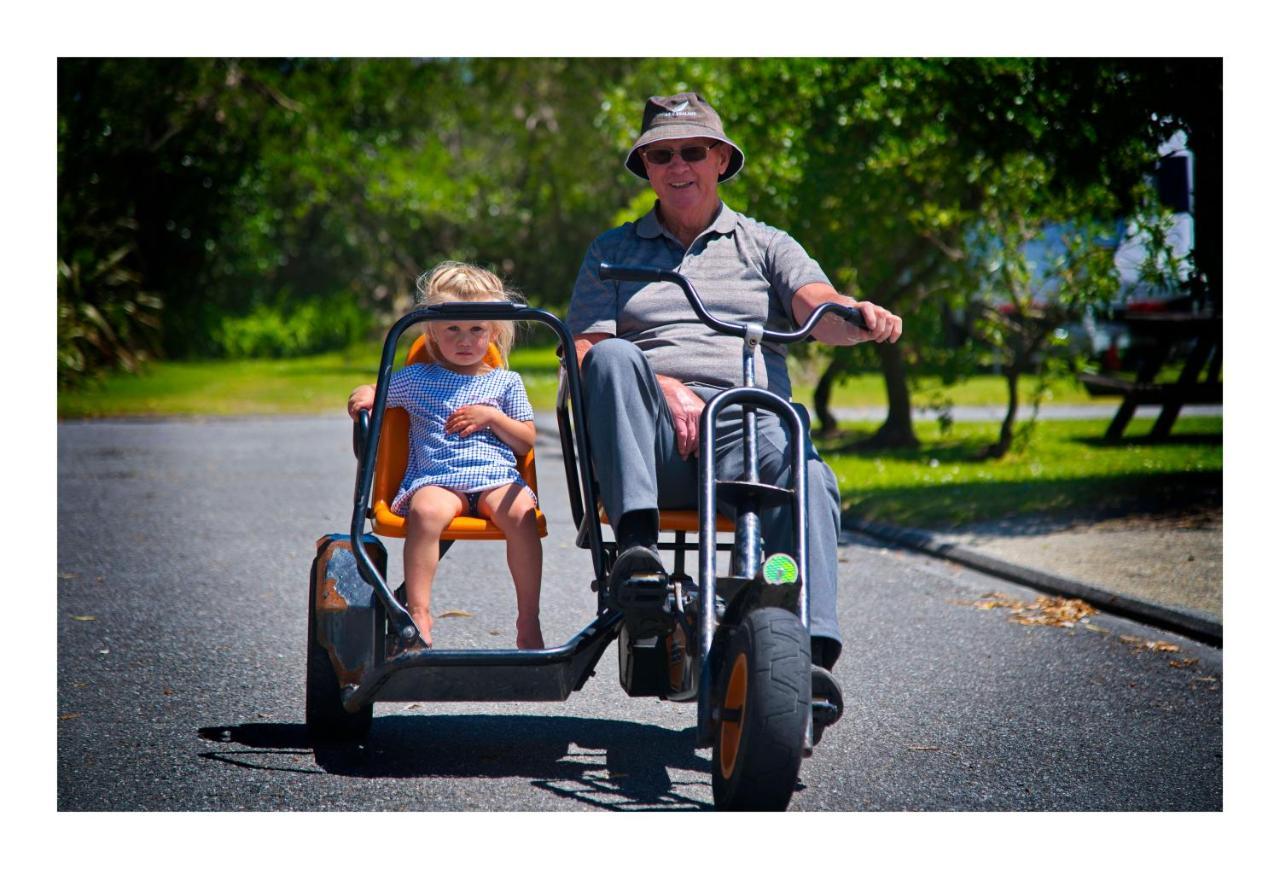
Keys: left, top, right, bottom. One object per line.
{"left": 858, "top": 340, "right": 919, "bottom": 449}
{"left": 812, "top": 352, "right": 849, "bottom": 437}
{"left": 987, "top": 368, "right": 1019, "bottom": 458}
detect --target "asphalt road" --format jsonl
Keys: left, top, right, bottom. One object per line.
{"left": 56, "top": 416, "right": 1222, "bottom": 811}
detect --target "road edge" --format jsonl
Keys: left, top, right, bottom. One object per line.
{"left": 845, "top": 517, "right": 1223, "bottom": 648}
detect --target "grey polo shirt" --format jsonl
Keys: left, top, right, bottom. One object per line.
{"left": 567, "top": 201, "right": 831, "bottom": 399}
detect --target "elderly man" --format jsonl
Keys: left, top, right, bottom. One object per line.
{"left": 568, "top": 92, "right": 902, "bottom": 719}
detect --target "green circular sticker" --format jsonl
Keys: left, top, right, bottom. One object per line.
{"left": 762, "top": 553, "right": 798, "bottom": 585}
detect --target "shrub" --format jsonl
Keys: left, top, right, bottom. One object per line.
{"left": 57, "top": 239, "right": 163, "bottom": 389}
{"left": 213, "top": 294, "right": 371, "bottom": 358}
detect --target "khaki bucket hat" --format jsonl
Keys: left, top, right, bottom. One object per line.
{"left": 625, "top": 92, "right": 745, "bottom": 183}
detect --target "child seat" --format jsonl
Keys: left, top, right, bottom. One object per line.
{"left": 600, "top": 506, "right": 734, "bottom": 534}
{"left": 598, "top": 506, "right": 734, "bottom": 580}
{"left": 369, "top": 336, "right": 547, "bottom": 540}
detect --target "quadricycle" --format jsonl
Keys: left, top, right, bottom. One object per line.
{"left": 307, "top": 263, "right": 861, "bottom": 809}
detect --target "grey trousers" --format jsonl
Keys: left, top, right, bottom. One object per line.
{"left": 581, "top": 339, "right": 844, "bottom": 649}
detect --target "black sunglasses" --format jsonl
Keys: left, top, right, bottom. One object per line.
{"left": 641, "top": 143, "right": 718, "bottom": 165}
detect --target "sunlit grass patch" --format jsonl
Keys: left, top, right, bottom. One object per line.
{"left": 57, "top": 342, "right": 565, "bottom": 418}
{"left": 823, "top": 416, "right": 1222, "bottom": 528}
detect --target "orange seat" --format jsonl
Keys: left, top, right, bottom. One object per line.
{"left": 369, "top": 336, "right": 547, "bottom": 540}
{"left": 601, "top": 506, "right": 734, "bottom": 534}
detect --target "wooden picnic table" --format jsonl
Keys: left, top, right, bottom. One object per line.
{"left": 1077, "top": 310, "right": 1222, "bottom": 440}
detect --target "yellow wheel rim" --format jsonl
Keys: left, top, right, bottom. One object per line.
{"left": 718, "top": 652, "right": 748, "bottom": 780}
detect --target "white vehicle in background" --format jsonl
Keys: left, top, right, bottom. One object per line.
{"left": 1067, "top": 133, "right": 1201, "bottom": 368}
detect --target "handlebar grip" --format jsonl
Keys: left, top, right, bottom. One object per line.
{"left": 353, "top": 408, "right": 370, "bottom": 461}
{"left": 833, "top": 304, "right": 869, "bottom": 331}
{"left": 598, "top": 262, "right": 675, "bottom": 283}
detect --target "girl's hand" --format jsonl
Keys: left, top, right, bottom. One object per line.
{"left": 446, "top": 404, "right": 501, "bottom": 438}
{"left": 347, "top": 384, "right": 375, "bottom": 419}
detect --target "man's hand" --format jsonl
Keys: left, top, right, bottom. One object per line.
{"left": 658, "top": 375, "right": 705, "bottom": 460}
{"left": 575, "top": 333, "right": 703, "bottom": 459}
{"left": 831, "top": 299, "right": 903, "bottom": 345}
{"left": 793, "top": 283, "right": 903, "bottom": 347}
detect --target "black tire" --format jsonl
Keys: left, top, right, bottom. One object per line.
{"left": 711, "top": 607, "right": 810, "bottom": 811}
{"left": 306, "top": 564, "right": 372, "bottom": 743}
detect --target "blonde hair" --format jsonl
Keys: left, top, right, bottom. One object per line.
{"left": 414, "top": 261, "right": 522, "bottom": 365}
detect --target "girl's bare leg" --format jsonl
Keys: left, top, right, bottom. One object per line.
{"left": 480, "top": 484, "right": 544, "bottom": 649}
{"left": 402, "top": 486, "right": 466, "bottom": 648}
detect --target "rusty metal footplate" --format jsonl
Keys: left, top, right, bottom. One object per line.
{"left": 313, "top": 533, "right": 621, "bottom": 712}
{"left": 345, "top": 615, "right": 622, "bottom": 709}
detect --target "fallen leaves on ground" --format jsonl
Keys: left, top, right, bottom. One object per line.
{"left": 59, "top": 713, "right": 81, "bottom": 721}
{"left": 954, "top": 592, "right": 1097, "bottom": 628}
{"left": 436, "top": 610, "right": 474, "bottom": 618}
{"left": 1114, "top": 635, "right": 1201, "bottom": 669}
{"left": 69, "top": 614, "right": 97, "bottom": 622}
{"left": 1119, "top": 635, "right": 1181, "bottom": 653}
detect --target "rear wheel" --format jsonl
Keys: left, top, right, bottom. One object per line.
{"left": 306, "top": 565, "right": 372, "bottom": 743}
{"left": 711, "top": 607, "right": 810, "bottom": 810}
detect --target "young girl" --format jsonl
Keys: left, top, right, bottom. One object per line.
{"left": 347, "top": 262, "right": 543, "bottom": 651}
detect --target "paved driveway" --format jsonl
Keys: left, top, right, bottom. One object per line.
{"left": 57, "top": 416, "right": 1222, "bottom": 810}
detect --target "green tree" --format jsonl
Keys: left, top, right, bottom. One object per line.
{"left": 59, "top": 57, "right": 1216, "bottom": 405}
{"left": 224, "top": 58, "right": 637, "bottom": 332}
{"left": 58, "top": 58, "right": 641, "bottom": 379}
{"left": 604, "top": 58, "right": 1215, "bottom": 450}
{"left": 963, "top": 154, "right": 1124, "bottom": 456}
{"left": 58, "top": 58, "right": 271, "bottom": 381}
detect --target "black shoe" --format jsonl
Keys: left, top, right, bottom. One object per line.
{"left": 608, "top": 544, "right": 668, "bottom": 611}
{"left": 811, "top": 635, "right": 841, "bottom": 671}
{"left": 811, "top": 665, "right": 844, "bottom": 745}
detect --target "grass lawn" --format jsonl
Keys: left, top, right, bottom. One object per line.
{"left": 787, "top": 363, "right": 1094, "bottom": 409}
{"left": 60, "top": 342, "right": 1108, "bottom": 417}
{"left": 58, "top": 343, "right": 564, "bottom": 418}
{"left": 822, "top": 415, "right": 1222, "bottom": 529}
{"left": 59, "top": 346, "right": 1221, "bottom": 531}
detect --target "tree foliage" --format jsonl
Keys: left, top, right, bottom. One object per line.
{"left": 58, "top": 57, "right": 1217, "bottom": 432}
{"left": 58, "top": 58, "right": 636, "bottom": 383}
{"left": 601, "top": 58, "right": 1217, "bottom": 448}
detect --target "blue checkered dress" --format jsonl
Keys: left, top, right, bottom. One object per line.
{"left": 386, "top": 363, "right": 535, "bottom": 516}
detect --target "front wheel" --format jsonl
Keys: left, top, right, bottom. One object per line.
{"left": 306, "top": 563, "right": 372, "bottom": 743}
{"left": 711, "top": 607, "right": 810, "bottom": 811}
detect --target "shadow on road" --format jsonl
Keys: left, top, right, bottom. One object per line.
{"left": 841, "top": 469, "right": 1221, "bottom": 533}
{"left": 199, "top": 715, "right": 713, "bottom": 810}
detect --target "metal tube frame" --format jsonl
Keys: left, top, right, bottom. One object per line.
{"left": 593, "top": 262, "right": 858, "bottom": 750}
{"left": 694, "top": 387, "right": 809, "bottom": 746}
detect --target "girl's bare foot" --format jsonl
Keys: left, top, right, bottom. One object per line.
{"left": 408, "top": 607, "right": 434, "bottom": 649}
{"left": 515, "top": 616, "right": 544, "bottom": 650}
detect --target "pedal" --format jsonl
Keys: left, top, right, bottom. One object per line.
{"left": 811, "top": 665, "right": 844, "bottom": 745}
{"left": 812, "top": 698, "right": 841, "bottom": 726}
{"left": 614, "top": 573, "right": 669, "bottom": 610}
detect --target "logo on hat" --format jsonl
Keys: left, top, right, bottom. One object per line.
{"left": 657, "top": 98, "right": 698, "bottom": 119}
